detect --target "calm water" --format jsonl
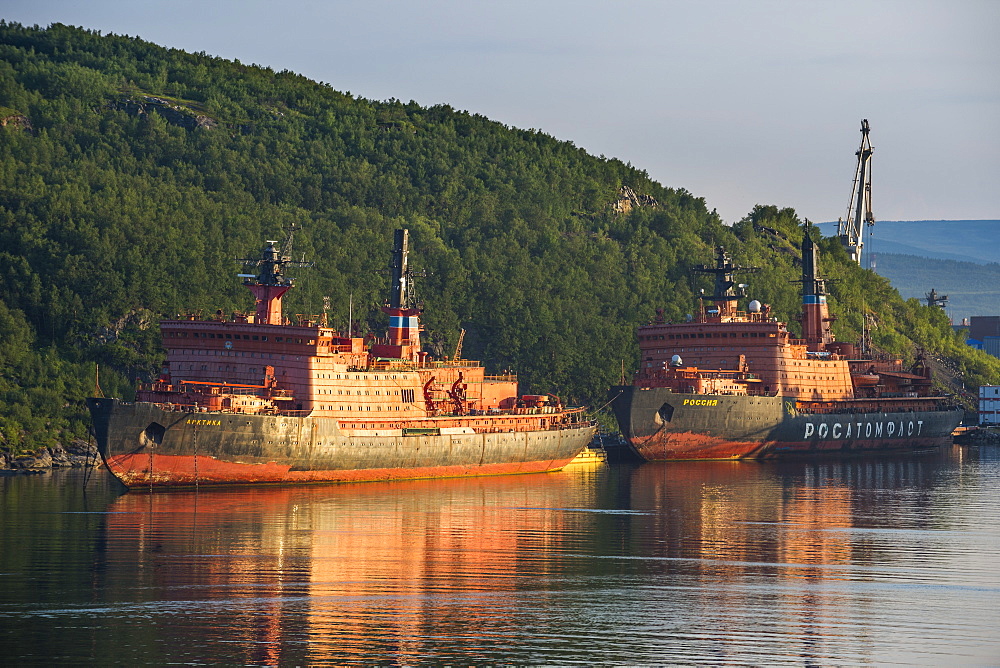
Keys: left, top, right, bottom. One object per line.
{"left": 2, "top": 447, "right": 999, "bottom": 666}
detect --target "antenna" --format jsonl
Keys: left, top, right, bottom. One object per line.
{"left": 235, "top": 224, "right": 314, "bottom": 325}
{"left": 236, "top": 223, "right": 313, "bottom": 287}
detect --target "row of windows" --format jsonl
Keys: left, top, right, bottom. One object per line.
{"left": 315, "top": 373, "right": 404, "bottom": 380}
{"left": 173, "top": 350, "right": 286, "bottom": 360}
{"left": 319, "top": 405, "right": 405, "bottom": 411}
{"left": 642, "top": 331, "right": 776, "bottom": 341}
{"left": 167, "top": 331, "right": 314, "bottom": 345}
{"left": 317, "top": 388, "right": 412, "bottom": 397}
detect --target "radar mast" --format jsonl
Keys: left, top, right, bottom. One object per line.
{"left": 236, "top": 224, "right": 313, "bottom": 325}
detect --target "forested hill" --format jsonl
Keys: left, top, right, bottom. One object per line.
{"left": 1, "top": 22, "right": 998, "bottom": 452}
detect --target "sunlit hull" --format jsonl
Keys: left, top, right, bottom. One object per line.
{"left": 88, "top": 398, "right": 594, "bottom": 490}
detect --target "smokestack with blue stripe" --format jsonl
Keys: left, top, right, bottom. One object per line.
{"left": 382, "top": 229, "right": 422, "bottom": 353}
{"left": 800, "top": 226, "right": 833, "bottom": 351}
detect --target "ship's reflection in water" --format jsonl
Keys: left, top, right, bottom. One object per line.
{"left": 96, "top": 449, "right": 1000, "bottom": 665}
{"left": 102, "top": 468, "right": 606, "bottom": 665}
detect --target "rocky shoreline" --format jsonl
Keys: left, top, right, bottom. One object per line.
{"left": 0, "top": 439, "right": 101, "bottom": 472}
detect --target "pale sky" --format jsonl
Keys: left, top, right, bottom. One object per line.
{"left": 3, "top": 0, "right": 998, "bottom": 224}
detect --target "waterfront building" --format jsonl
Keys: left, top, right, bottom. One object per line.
{"left": 979, "top": 386, "right": 1000, "bottom": 425}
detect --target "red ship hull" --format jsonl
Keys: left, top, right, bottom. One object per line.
{"left": 103, "top": 452, "right": 580, "bottom": 488}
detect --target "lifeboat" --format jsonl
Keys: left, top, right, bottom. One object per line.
{"left": 852, "top": 373, "right": 880, "bottom": 388}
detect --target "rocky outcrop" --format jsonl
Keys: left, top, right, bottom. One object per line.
{"left": 111, "top": 96, "right": 218, "bottom": 130}
{"left": 1, "top": 114, "right": 33, "bottom": 134}
{"left": 1, "top": 439, "right": 100, "bottom": 471}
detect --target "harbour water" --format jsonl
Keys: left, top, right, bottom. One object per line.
{"left": 2, "top": 446, "right": 999, "bottom": 665}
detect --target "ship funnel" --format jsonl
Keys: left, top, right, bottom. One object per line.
{"left": 799, "top": 225, "right": 834, "bottom": 351}
{"left": 375, "top": 229, "right": 424, "bottom": 362}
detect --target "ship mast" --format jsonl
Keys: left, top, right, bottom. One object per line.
{"left": 379, "top": 229, "right": 424, "bottom": 362}
{"left": 691, "top": 247, "right": 759, "bottom": 318}
{"left": 799, "top": 226, "right": 835, "bottom": 351}
{"left": 237, "top": 224, "right": 313, "bottom": 325}
{"left": 837, "top": 119, "right": 875, "bottom": 265}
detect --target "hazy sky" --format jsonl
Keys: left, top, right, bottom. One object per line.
{"left": 3, "top": 0, "right": 998, "bottom": 224}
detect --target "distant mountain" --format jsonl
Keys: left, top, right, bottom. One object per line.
{"left": 815, "top": 220, "right": 1000, "bottom": 320}
{"left": 817, "top": 220, "right": 1000, "bottom": 265}
{"left": 871, "top": 254, "right": 1000, "bottom": 322}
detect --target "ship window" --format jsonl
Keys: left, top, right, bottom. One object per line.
{"left": 253, "top": 336, "right": 259, "bottom": 340}
{"left": 262, "top": 336, "right": 267, "bottom": 341}
{"left": 297, "top": 339, "right": 303, "bottom": 344}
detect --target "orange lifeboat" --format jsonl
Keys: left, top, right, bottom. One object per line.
{"left": 853, "top": 373, "right": 879, "bottom": 388}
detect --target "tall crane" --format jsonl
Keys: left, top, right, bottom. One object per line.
{"left": 837, "top": 119, "right": 875, "bottom": 265}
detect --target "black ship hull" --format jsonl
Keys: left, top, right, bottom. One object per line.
{"left": 611, "top": 386, "right": 963, "bottom": 460}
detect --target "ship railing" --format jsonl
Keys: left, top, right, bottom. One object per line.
{"left": 426, "top": 360, "right": 481, "bottom": 369}
{"left": 138, "top": 382, "right": 294, "bottom": 399}
{"left": 484, "top": 374, "right": 518, "bottom": 382}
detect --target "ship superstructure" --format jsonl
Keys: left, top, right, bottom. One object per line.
{"left": 89, "top": 229, "right": 594, "bottom": 489}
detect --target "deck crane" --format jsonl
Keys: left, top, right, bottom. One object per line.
{"left": 837, "top": 119, "right": 875, "bottom": 265}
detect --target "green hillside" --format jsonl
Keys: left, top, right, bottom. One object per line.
{"left": 1, "top": 22, "right": 998, "bottom": 453}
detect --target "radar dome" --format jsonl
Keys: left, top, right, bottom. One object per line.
{"left": 748, "top": 300, "right": 762, "bottom": 313}
{"left": 670, "top": 354, "right": 683, "bottom": 367}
